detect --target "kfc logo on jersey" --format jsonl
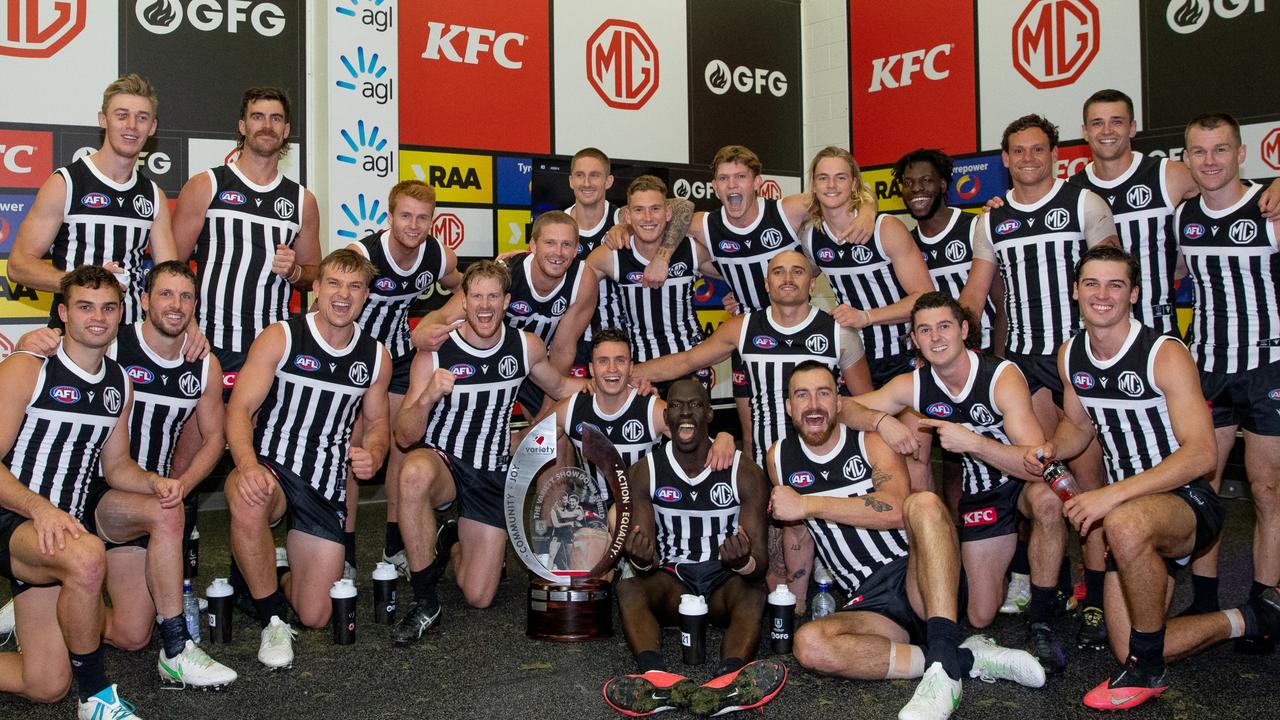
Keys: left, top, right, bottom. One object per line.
{"left": 1229, "top": 219, "right": 1258, "bottom": 245}
{"left": 126, "top": 366, "right": 155, "bottom": 384}
{"left": 760, "top": 228, "right": 784, "bottom": 250}
{"left": 374, "top": 278, "right": 397, "bottom": 292}
{"left": 1012, "top": 0, "right": 1099, "bottom": 89}
{"left": 1125, "top": 185, "right": 1152, "bottom": 209}
{"left": 178, "top": 371, "right": 201, "bottom": 397}
{"left": 449, "top": 363, "right": 476, "bottom": 378}
{"left": 81, "top": 193, "right": 111, "bottom": 209}
{"left": 805, "top": 334, "right": 829, "bottom": 354}
{"left": 816, "top": 247, "right": 836, "bottom": 263}
{"left": 135, "top": 0, "right": 287, "bottom": 37}
{"left": 963, "top": 507, "right": 998, "bottom": 527}
{"left": 432, "top": 213, "right": 465, "bottom": 250}
{"left": 718, "top": 240, "right": 741, "bottom": 254}
{"left": 1118, "top": 370, "right": 1145, "bottom": 397}
{"left": 843, "top": 455, "right": 867, "bottom": 480}
{"left": 498, "top": 355, "right": 519, "bottom": 379}
{"left": 703, "top": 59, "right": 788, "bottom": 97}
{"left": 732, "top": 370, "right": 747, "bottom": 386}
{"left": 710, "top": 482, "right": 735, "bottom": 508}
{"left": 752, "top": 335, "right": 778, "bottom": 350}
{"left": 218, "top": 190, "right": 247, "bottom": 206}
{"left": 868, "top": 44, "right": 952, "bottom": 92}
{"left": 926, "top": 402, "right": 954, "bottom": 418}
{"left": 50, "top": 386, "right": 80, "bottom": 404}
{"left": 1182, "top": 222, "right": 1206, "bottom": 240}
{"left": 293, "top": 355, "right": 320, "bottom": 372}
{"left": 0, "top": 0, "right": 86, "bottom": 57}
{"left": 655, "top": 486, "right": 682, "bottom": 503}
{"left": 586, "top": 19, "right": 659, "bottom": 110}
{"left": 994, "top": 219, "right": 1022, "bottom": 235}
{"left": 422, "top": 22, "right": 526, "bottom": 70}
{"left": 509, "top": 300, "right": 532, "bottom": 316}
{"left": 621, "top": 419, "right": 645, "bottom": 443}
{"left": 1072, "top": 371, "right": 1096, "bottom": 390}
{"left": 1166, "top": 0, "right": 1266, "bottom": 34}
{"left": 787, "top": 471, "right": 815, "bottom": 489}
{"left": 969, "top": 404, "right": 996, "bottom": 425}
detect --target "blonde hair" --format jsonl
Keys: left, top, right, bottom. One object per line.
{"left": 710, "top": 145, "right": 762, "bottom": 176}
{"left": 101, "top": 73, "right": 158, "bottom": 115}
{"left": 805, "top": 146, "right": 875, "bottom": 228}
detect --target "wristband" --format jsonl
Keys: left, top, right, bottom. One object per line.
{"left": 287, "top": 264, "right": 302, "bottom": 284}
{"left": 732, "top": 556, "right": 757, "bottom": 576}
{"left": 874, "top": 412, "right": 888, "bottom": 431}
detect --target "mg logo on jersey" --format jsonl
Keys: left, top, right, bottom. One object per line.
{"left": 422, "top": 22, "right": 526, "bottom": 70}
{"left": 498, "top": 355, "right": 519, "bottom": 379}
{"left": 621, "top": 419, "right": 645, "bottom": 443}
{"left": 1072, "top": 371, "right": 1096, "bottom": 390}
{"left": 868, "top": 44, "right": 952, "bottom": 92}
{"left": 432, "top": 213, "right": 465, "bottom": 250}
{"left": 1118, "top": 370, "right": 1145, "bottom": 397}
{"left": 805, "top": 334, "right": 829, "bottom": 354}
{"left": 135, "top": 0, "right": 287, "bottom": 37}
{"left": 1166, "top": 0, "right": 1265, "bottom": 34}
{"left": 1126, "top": 184, "right": 1152, "bottom": 209}
{"left": 132, "top": 195, "right": 155, "bottom": 217}
{"left": 1044, "top": 208, "right": 1071, "bottom": 231}
{"left": 586, "top": 19, "right": 659, "bottom": 110}
{"left": 1261, "top": 128, "right": 1280, "bottom": 171}
{"left": 703, "top": 59, "right": 788, "bottom": 97}
{"left": 0, "top": 0, "right": 86, "bottom": 57}
{"left": 551, "top": 297, "right": 567, "bottom": 316}
{"left": 760, "top": 179, "right": 783, "bottom": 200}
{"left": 178, "top": 371, "right": 200, "bottom": 397}
{"left": 293, "top": 355, "right": 320, "bottom": 372}
{"left": 710, "top": 482, "right": 735, "bottom": 508}
{"left": 273, "top": 197, "right": 294, "bottom": 219}
{"left": 50, "top": 386, "right": 80, "bottom": 404}
{"left": 103, "top": 387, "right": 122, "bottom": 415}
{"left": 718, "top": 240, "right": 741, "bottom": 254}
{"left": 926, "top": 402, "right": 954, "bottom": 418}
{"left": 970, "top": 404, "right": 996, "bottom": 425}
{"left": 1182, "top": 222, "right": 1206, "bottom": 240}
{"left": 1229, "top": 219, "right": 1258, "bottom": 245}
{"left": 963, "top": 507, "right": 998, "bottom": 527}
{"left": 218, "top": 190, "right": 247, "bottom": 206}
{"left": 995, "top": 219, "right": 1022, "bottom": 235}
{"left": 850, "top": 245, "right": 875, "bottom": 264}
{"left": 81, "top": 193, "right": 111, "bottom": 209}
{"left": 509, "top": 300, "right": 532, "bottom": 316}
{"left": 752, "top": 335, "right": 778, "bottom": 350}
{"left": 760, "top": 228, "right": 784, "bottom": 249}
{"left": 449, "top": 363, "right": 476, "bottom": 378}
{"left": 415, "top": 272, "right": 433, "bottom": 291}
{"left": 655, "top": 486, "right": 682, "bottom": 503}
{"left": 374, "top": 277, "right": 396, "bottom": 292}
{"left": 816, "top": 247, "right": 836, "bottom": 262}
{"left": 944, "top": 239, "right": 968, "bottom": 263}
{"left": 348, "top": 361, "right": 370, "bottom": 385}
{"left": 126, "top": 366, "right": 155, "bottom": 384}
{"left": 843, "top": 455, "right": 867, "bottom": 480}
{"left": 1012, "top": 0, "right": 1099, "bottom": 89}
{"left": 787, "top": 471, "right": 815, "bottom": 489}
{"left": 669, "top": 262, "right": 688, "bottom": 277}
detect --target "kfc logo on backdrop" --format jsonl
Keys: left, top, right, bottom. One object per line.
{"left": 0, "top": 0, "right": 86, "bottom": 57}
{"left": 586, "top": 19, "right": 659, "bottom": 110}
{"left": 868, "top": 44, "right": 952, "bottom": 92}
{"left": 432, "top": 213, "right": 465, "bottom": 250}
{"left": 1262, "top": 128, "right": 1280, "bottom": 172}
{"left": 1012, "top": 0, "right": 1099, "bottom": 89}
{"left": 0, "top": 131, "right": 53, "bottom": 188}
{"left": 422, "top": 21, "right": 526, "bottom": 69}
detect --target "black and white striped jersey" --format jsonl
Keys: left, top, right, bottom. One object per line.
{"left": 565, "top": 389, "right": 662, "bottom": 496}
{"left": 703, "top": 198, "right": 801, "bottom": 312}
{"left": 504, "top": 252, "right": 584, "bottom": 345}
{"left": 1071, "top": 153, "right": 1179, "bottom": 335}
{"left": 354, "top": 229, "right": 447, "bottom": 360}
{"left": 50, "top": 157, "right": 161, "bottom": 324}
{"left": 568, "top": 202, "right": 626, "bottom": 340}
{"left": 424, "top": 326, "right": 530, "bottom": 471}
{"left": 1065, "top": 322, "right": 1181, "bottom": 485}
{"left": 253, "top": 313, "right": 382, "bottom": 501}
{"left": 3, "top": 347, "right": 128, "bottom": 521}
{"left": 610, "top": 238, "right": 704, "bottom": 362}
{"left": 1176, "top": 182, "right": 1280, "bottom": 374}
{"left": 803, "top": 215, "right": 913, "bottom": 360}
{"left": 738, "top": 306, "right": 844, "bottom": 464}
{"left": 771, "top": 426, "right": 909, "bottom": 595}
{"left": 111, "top": 322, "right": 209, "bottom": 477}
{"left": 914, "top": 352, "right": 1016, "bottom": 496}
{"left": 193, "top": 164, "right": 306, "bottom": 353}
{"left": 913, "top": 208, "right": 995, "bottom": 348}
{"left": 982, "top": 179, "right": 1094, "bottom": 356}
{"left": 648, "top": 442, "right": 743, "bottom": 566}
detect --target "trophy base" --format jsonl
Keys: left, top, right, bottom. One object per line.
{"left": 527, "top": 577, "right": 613, "bottom": 642}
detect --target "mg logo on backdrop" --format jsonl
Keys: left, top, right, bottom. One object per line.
{"left": 0, "top": 0, "right": 86, "bottom": 57}
{"left": 1012, "top": 0, "right": 1099, "bottom": 89}
{"left": 759, "top": 179, "right": 783, "bottom": 200}
{"left": 433, "top": 213, "right": 465, "bottom": 250}
{"left": 586, "top": 19, "right": 659, "bottom": 110}
{"left": 1262, "top": 128, "right": 1280, "bottom": 172}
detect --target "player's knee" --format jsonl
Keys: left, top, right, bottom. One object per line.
{"left": 59, "top": 535, "right": 107, "bottom": 591}
{"left": 793, "top": 622, "right": 834, "bottom": 672}
{"left": 461, "top": 582, "right": 496, "bottom": 609}
{"left": 1026, "top": 483, "right": 1063, "bottom": 527}
{"left": 22, "top": 672, "right": 71, "bottom": 705}
{"left": 110, "top": 624, "right": 154, "bottom": 652}
{"left": 293, "top": 594, "right": 331, "bottom": 629}
{"left": 967, "top": 603, "right": 996, "bottom": 629}
{"left": 151, "top": 500, "right": 185, "bottom": 541}
{"left": 398, "top": 455, "right": 437, "bottom": 502}
{"left": 1101, "top": 506, "right": 1152, "bottom": 561}
{"left": 903, "top": 490, "right": 947, "bottom": 526}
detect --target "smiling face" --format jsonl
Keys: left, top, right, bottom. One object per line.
{"left": 786, "top": 365, "right": 840, "bottom": 447}
{"left": 1002, "top": 127, "right": 1056, "bottom": 189}
{"left": 389, "top": 195, "right": 434, "bottom": 252}
{"left": 900, "top": 160, "right": 947, "bottom": 221}
{"left": 314, "top": 265, "right": 370, "bottom": 330}
{"left": 60, "top": 284, "right": 122, "bottom": 351}
{"left": 910, "top": 305, "right": 969, "bottom": 369}
{"left": 530, "top": 221, "right": 577, "bottom": 281}
{"left": 1184, "top": 124, "right": 1245, "bottom": 194}
{"left": 628, "top": 189, "right": 670, "bottom": 245}
{"left": 663, "top": 379, "right": 713, "bottom": 454}
{"left": 569, "top": 156, "right": 613, "bottom": 208}
{"left": 1074, "top": 258, "right": 1138, "bottom": 331}
{"left": 238, "top": 99, "right": 289, "bottom": 158}
{"left": 1082, "top": 100, "right": 1136, "bottom": 164}
{"left": 462, "top": 274, "right": 509, "bottom": 341}
{"left": 98, "top": 93, "right": 157, "bottom": 161}
{"left": 811, "top": 156, "right": 856, "bottom": 214}
{"left": 589, "top": 340, "right": 632, "bottom": 399}
{"left": 713, "top": 160, "right": 763, "bottom": 222}
{"left": 142, "top": 271, "right": 196, "bottom": 339}
{"left": 765, "top": 251, "right": 812, "bottom": 307}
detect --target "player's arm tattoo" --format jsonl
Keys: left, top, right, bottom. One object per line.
{"left": 863, "top": 495, "right": 893, "bottom": 512}
{"left": 788, "top": 567, "right": 808, "bottom": 582}
{"left": 659, "top": 198, "right": 696, "bottom": 256}
{"left": 870, "top": 465, "right": 893, "bottom": 489}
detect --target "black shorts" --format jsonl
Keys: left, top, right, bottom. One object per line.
{"left": 839, "top": 556, "right": 926, "bottom": 644}
{"left": 662, "top": 559, "right": 733, "bottom": 598}
{"left": 1199, "top": 359, "right": 1280, "bottom": 436}
{"left": 82, "top": 483, "right": 150, "bottom": 551}
{"left": 1105, "top": 478, "right": 1224, "bottom": 577}
{"left": 958, "top": 480, "right": 1024, "bottom": 542}
{"left": 213, "top": 346, "right": 249, "bottom": 403}
{"left": 1004, "top": 351, "right": 1063, "bottom": 407}
{"left": 0, "top": 509, "right": 60, "bottom": 597}
{"left": 389, "top": 350, "right": 416, "bottom": 396}
{"left": 732, "top": 352, "right": 749, "bottom": 399}
{"left": 266, "top": 458, "right": 346, "bottom": 545}
{"left": 435, "top": 451, "right": 508, "bottom": 530}
{"left": 867, "top": 351, "right": 916, "bottom": 389}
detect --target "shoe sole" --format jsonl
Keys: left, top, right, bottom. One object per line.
{"left": 160, "top": 676, "right": 234, "bottom": 691}
{"left": 692, "top": 662, "right": 788, "bottom": 717}
{"left": 602, "top": 676, "right": 687, "bottom": 717}
{"left": 1083, "top": 686, "right": 1166, "bottom": 710}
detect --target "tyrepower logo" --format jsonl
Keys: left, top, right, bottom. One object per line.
{"left": 868, "top": 44, "right": 952, "bottom": 92}
{"left": 586, "top": 19, "right": 659, "bottom": 110}
{"left": 963, "top": 507, "right": 998, "bottom": 527}
{"left": 432, "top": 212, "right": 465, "bottom": 250}
{"left": 134, "top": 0, "right": 287, "bottom": 37}
{"left": 1166, "top": 0, "right": 1265, "bottom": 34}
{"left": 1012, "top": 0, "right": 1099, "bottom": 89}
{"left": 1262, "top": 128, "right": 1280, "bottom": 172}
{"left": 0, "top": 0, "right": 86, "bottom": 57}
{"left": 703, "top": 60, "right": 787, "bottom": 97}
{"left": 0, "top": 131, "right": 53, "bottom": 188}
{"left": 422, "top": 22, "right": 525, "bottom": 69}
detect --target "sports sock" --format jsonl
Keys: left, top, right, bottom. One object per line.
{"left": 69, "top": 646, "right": 109, "bottom": 701}
{"left": 344, "top": 531, "right": 357, "bottom": 569}
{"left": 158, "top": 614, "right": 190, "bottom": 659}
{"left": 1028, "top": 584, "right": 1057, "bottom": 625}
{"left": 635, "top": 650, "right": 665, "bottom": 673}
{"left": 1250, "top": 580, "right": 1271, "bottom": 602}
{"left": 1185, "top": 574, "right": 1220, "bottom": 614}
{"left": 1057, "top": 555, "right": 1073, "bottom": 595}
{"left": 924, "top": 616, "right": 970, "bottom": 681}
{"left": 1010, "top": 539, "right": 1030, "bottom": 575}
{"left": 385, "top": 521, "right": 405, "bottom": 557}
{"left": 410, "top": 567, "right": 441, "bottom": 613}
{"left": 1128, "top": 627, "right": 1165, "bottom": 669}
{"left": 1083, "top": 569, "right": 1105, "bottom": 609}
{"left": 253, "top": 589, "right": 289, "bottom": 628}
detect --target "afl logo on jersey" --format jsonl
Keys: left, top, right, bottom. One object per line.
{"left": 349, "top": 362, "right": 370, "bottom": 386}
{"left": 994, "top": 219, "right": 1021, "bottom": 236}
{"left": 843, "top": 455, "right": 867, "bottom": 481}
{"left": 805, "top": 334, "right": 829, "bottom": 354}
{"left": 416, "top": 272, "right": 434, "bottom": 291}
{"left": 1126, "top": 185, "right": 1152, "bottom": 209}
{"left": 626, "top": 271, "right": 645, "bottom": 284}
{"left": 710, "top": 482, "right": 735, "bottom": 508}
{"left": 969, "top": 403, "right": 995, "bottom": 425}
{"left": 81, "top": 192, "right": 110, "bottom": 209}
{"left": 656, "top": 486, "right": 683, "bottom": 503}
{"left": 622, "top": 419, "right": 645, "bottom": 443}
{"left": 718, "top": 240, "right": 741, "bottom": 253}
{"left": 788, "top": 471, "right": 815, "bottom": 489}
{"left": 50, "top": 386, "right": 80, "bottom": 404}
{"left": 450, "top": 363, "right": 476, "bottom": 378}
{"left": 551, "top": 297, "right": 567, "bottom": 316}
{"left": 850, "top": 245, "right": 874, "bottom": 264}
{"left": 926, "top": 402, "right": 954, "bottom": 418}
{"left": 944, "top": 239, "right": 968, "bottom": 263}
{"left": 752, "top": 335, "right": 778, "bottom": 349}
{"left": 816, "top": 247, "right": 835, "bottom": 262}
{"left": 133, "top": 195, "right": 155, "bottom": 217}
{"left": 1268, "top": 389, "right": 1280, "bottom": 402}
{"left": 178, "top": 371, "right": 201, "bottom": 397}
{"left": 274, "top": 198, "right": 296, "bottom": 220}
{"left": 103, "top": 387, "right": 122, "bottom": 415}
{"left": 294, "top": 355, "right": 320, "bottom": 372}
{"left": 374, "top": 278, "right": 397, "bottom": 292}
{"left": 1182, "top": 223, "right": 1206, "bottom": 240}
{"left": 126, "top": 366, "right": 155, "bottom": 384}
{"left": 509, "top": 300, "right": 532, "bottom": 316}
{"left": 761, "top": 228, "right": 784, "bottom": 250}
{"left": 1044, "top": 208, "right": 1070, "bottom": 232}
{"left": 498, "top": 355, "right": 519, "bottom": 379}
{"left": 1072, "top": 371, "right": 1096, "bottom": 390}
{"left": 218, "top": 190, "right": 247, "bottom": 206}
{"left": 1118, "top": 370, "right": 1145, "bottom": 398}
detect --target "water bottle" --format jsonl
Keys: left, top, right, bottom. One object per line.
{"left": 184, "top": 528, "right": 199, "bottom": 579}
{"left": 811, "top": 564, "right": 836, "bottom": 619}
{"left": 767, "top": 584, "right": 796, "bottom": 654}
{"left": 330, "top": 579, "right": 357, "bottom": 645}
{"left": 678, "top": 594, "right": 708, "bottom": 665}
{"left": 182, "top": 579, "right": 201, "bottom": 644}
{"left": 372, "top": 562, "right": 398, "bottom": 624}
{"left": 1038, "top": 449, "right": 1082, "bottom": 501}
{"left": 205, "top": 577, "right": 233, "bottom": 644}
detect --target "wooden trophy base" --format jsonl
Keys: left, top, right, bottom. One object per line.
{"left": 527, "top": 577, "right": 613, "bottom": 642}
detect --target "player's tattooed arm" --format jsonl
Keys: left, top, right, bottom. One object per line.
{"left": 870, "top": 465, "right": 893, "bottom": 489}
{"left": 863, "top": 495, "right": 893, "bottom": 512}
{"left": 659, "top": 198, "right": 695, "bottom": 257}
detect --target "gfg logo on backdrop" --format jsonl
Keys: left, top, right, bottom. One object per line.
{"left": 135, "top": 0, "right": 287, "bottom": 37}
{"left": 1166, "top": 0, "right": 1265, "bottom": 34}
{"left": 1012, "top": 0, "right": 1099, "bottom": 89}
{"left": 0, "top": 0, "right": 86, "bottom": 57}
{"left": 703, "top": 60, "right": 787, "bottom": 97}
{"left": 587, "top": 19, "right": 659, "bottom": 110}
